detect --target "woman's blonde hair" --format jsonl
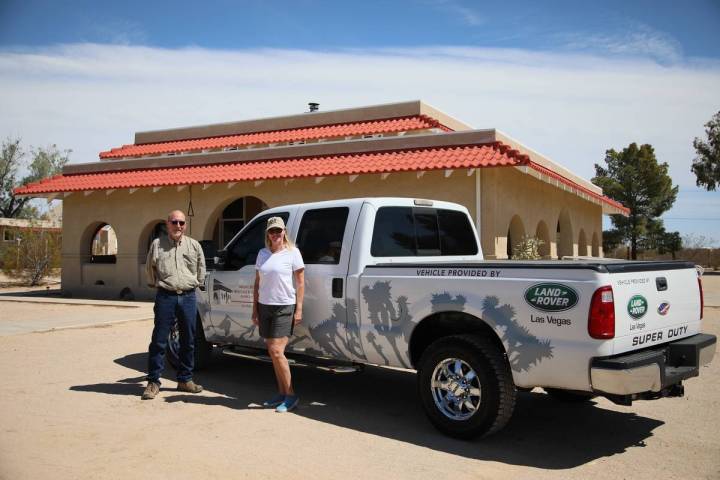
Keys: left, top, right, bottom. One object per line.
{"left": 264, "top": 227, "right": 295, "bottom": 250}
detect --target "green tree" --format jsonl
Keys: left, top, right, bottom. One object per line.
{"left": 692, "top": 111, "right": 720, "bottom": 191}
{"left": 2, "top": 223, "right": 61, "bottom": 286}
{"left": 601, "top": 229, "right": 624, "bottom": 255}
{"left": 0, "top": 138, "right": 70, "bottom": 218}
{"left": 658, "top": 231, "right": 682, "bottom": 260}
{"left": 639, "top": 219, "right": 682, "bottom": 260}
{"left": 593, "top": 143, "right": 678, "bottom": 260}
{"left": 511, "top": 235, "right": 544, "bottom": 260}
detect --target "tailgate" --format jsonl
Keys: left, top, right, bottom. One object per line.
{"left": 609, "top": 265, "right": 702, "bottom": 354}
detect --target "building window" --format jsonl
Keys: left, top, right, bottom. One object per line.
{"left": 3, "top": 229, "right": 15, "bottom": 242}
{"left": 219, "top": 198, "right": 245, "bottom": 249}
{"left": 91, "top": 224, "right": 118, "bottom": 264}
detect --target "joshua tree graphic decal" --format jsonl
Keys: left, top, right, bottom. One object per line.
{"left": 481, "top": 296, "right": 553, "bottom": 372}
{"left": 299, "top": 299, "right": 365, "bottom": 361}
{"left": 430, "top": 292, "right": 467, "bottom": 313}
{"left": 361, "top": 281, "right": 416, "bottom": 368}
{"left": 308, "top": 303, "right": 353, "bottom": 360}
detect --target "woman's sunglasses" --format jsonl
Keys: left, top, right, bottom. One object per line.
{"left": 267, "top": 228, "right": 283, "bottom": 235}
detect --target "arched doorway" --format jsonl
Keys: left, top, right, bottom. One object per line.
{"left": 138, "top": 220, "right": 167, "bottom": 262}
{"left": 535, "top": 220, "right": 551, "bottom": 258}
{"left": 506, "top": 215, "right": 526, "bottom": 259}
{"left": 556, "top": 209, "right": 573, "bottom": 259}
{"left": 88, "top": 223, "right": 118, "bottom": 264}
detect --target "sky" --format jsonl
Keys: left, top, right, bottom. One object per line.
{"left": 1, "top": 0, "right": 719, "bottom": 244}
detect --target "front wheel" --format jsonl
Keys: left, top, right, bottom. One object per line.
{"left": 417, "top": 334, "right": 516, "bottom": 439}
{"left": 167, "top": 317, "right": 213, "bottom": 371}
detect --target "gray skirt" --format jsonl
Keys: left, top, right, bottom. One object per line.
{"left": 257, "top": 303, "right": 295, "bottom": 339}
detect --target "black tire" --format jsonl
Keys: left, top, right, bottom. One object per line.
{"left": 543, "top": 388, "right": 595, "bottom": 403}
{"left": 166, "top": 316, "right": 213, "bottom": 371}
{"left": 417, "top": 334, "right": 516, "bottom": 439}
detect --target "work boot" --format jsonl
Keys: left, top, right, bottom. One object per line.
{"left": 177, "top": 380, "right": 203, "bottom": 393}
{"left": 141, "top": 382, "right": 160, "bottom": 400}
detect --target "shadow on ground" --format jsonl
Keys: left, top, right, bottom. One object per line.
{"left": 70, "top": 350, "right": 664, "bottom": 469}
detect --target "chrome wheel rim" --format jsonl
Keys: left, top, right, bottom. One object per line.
{"left": 430, "top": 358, "right": 482, "bottom": 421}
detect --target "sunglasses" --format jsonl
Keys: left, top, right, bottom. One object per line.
{"left": 170, "top": 220, "right": 186, "bottom": 226}
{"left": 267, "top": 228, "right": 284, "bottom": 235}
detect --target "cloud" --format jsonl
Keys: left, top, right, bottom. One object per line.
{"left": 0, "top": 43, "right": 719, "bottom": 236}
{"left": 89, "top": 19, "right": 148, "bottom": 46}
{"left": 555, "top": 24, "right": 684, "bottom": 65}
{"left": 426, "top": 0, "right": 484, "bottom": 26}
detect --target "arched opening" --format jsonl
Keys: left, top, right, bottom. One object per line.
{"left": 592, "top": 232, "right": 600, "bottom": 257}
{"left": 89, "top": 223, "right": 118, "bottom": 264}
{"left": 208, "top": 196, "right": 268, "bottom": 249}
{"left": 138, "top": 220, "right": 166, "bottom": 262}
{"left": 578, "top": 229, "right": 588, "bottom": 257}
{"left": 506, "top": 215, "right": 526, "bottom": 259}
{"left": 556, "top": 209, "right": 573, "bottom": 259}
{"left": 535, "top": 220, "right": 551, "bottom": 258}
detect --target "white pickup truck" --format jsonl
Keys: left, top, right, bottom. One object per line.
{"left": 178, "top": 197, "right": 715, "bottom": 438}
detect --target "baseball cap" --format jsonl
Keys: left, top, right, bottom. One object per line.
{"left": 266, "top": 217, "right": 286, "bottom": 231}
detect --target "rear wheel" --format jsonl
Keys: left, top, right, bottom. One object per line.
{"left": 417, "top": 334, "right": 516, "bottom": 439}
{"left": 167, "top": 317, "right": 213, "bottom": 370}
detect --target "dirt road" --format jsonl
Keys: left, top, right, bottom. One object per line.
{"left": 0, "top": 310, "right": 718, "bottom": 479}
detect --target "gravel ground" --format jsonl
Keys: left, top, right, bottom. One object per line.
{"left": 0, "top": 289, "right": 718, "bottom": 479}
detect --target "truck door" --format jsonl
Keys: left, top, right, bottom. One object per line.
{"left": 207, "top": 211, "right": 290, "bottom": 347}
{"left": 291, "top": 204, "right": 363, "bottom": 360}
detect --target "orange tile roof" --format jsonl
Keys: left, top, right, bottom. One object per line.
{"left": 16, "top": 142, "right": 627, "bottom": 214}
{"left": 99, "top": 115, "right": 451, "bottom": 159}
{"left": 18, "top": 143, "right": 520, "bottom": 192}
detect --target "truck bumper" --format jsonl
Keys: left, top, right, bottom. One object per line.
{"left": 590, "top": 333, "right": 716, "bottom": 396}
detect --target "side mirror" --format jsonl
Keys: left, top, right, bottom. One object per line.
{"left": 214, "top": 250, "right": 227, "bottom": 267}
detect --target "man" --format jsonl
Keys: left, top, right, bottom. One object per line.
{"left": 142, "top": 210, "right": 206, "bottom": 400}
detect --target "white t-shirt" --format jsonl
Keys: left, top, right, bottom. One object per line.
{"left": 255, "top": 247, "right": 305, "bottom": 305}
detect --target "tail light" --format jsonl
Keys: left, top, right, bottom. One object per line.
{"left": 698, "top": 276, "right": 704, "bottom": 320}
{"left": 589, "top": 285, "right": 615, "bottom": 339}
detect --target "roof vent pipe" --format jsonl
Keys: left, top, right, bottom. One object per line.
{"left": 308, "top": 102, "right": 319, "bottom": 113}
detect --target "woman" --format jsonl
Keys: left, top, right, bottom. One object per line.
{"left": 252, "top": 216, "right": 305, "bottom": 413}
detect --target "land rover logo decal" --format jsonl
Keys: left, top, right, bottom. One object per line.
{"left": 524, "top": 283, "right": 578, "bottom": 312}
{"left": 628, "top": 295, "right": 648, "bottom": 319}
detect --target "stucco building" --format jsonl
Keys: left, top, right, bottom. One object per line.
{"left": 16, "top": 101, "right": 627, "bottom": 299}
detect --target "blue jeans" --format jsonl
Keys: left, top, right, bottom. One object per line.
{"left": 147, "top": 289, "right": 197, "bottom": 384}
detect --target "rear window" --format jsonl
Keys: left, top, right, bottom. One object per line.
{"left": 371, "top": 207, "right": 478, "bottom": 257}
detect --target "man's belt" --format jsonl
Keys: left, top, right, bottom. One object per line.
{"left": 158, "top": 287, "right": 195, "bottom": 295}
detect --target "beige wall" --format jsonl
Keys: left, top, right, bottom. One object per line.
{"left": 60, "top": 168, "right": 602, "bottom": 299}
{"left": 480, "top": 167, "right": 603, "bottom": 259}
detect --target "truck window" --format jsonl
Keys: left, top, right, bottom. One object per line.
{"left": 371, "top": 207, "right": 477, "bottom": 257}
{"left": 371, "top": 207, "right": 416, "bottom": 256}
{"left": 224, "top": 212, "right": 289, "bottom": 270}
{"left": 438, "top": 209, "right": 478, "bottom": 255}
{"left": 295, "top": 207, "right": 349, "bottom": 264}
{"left": 414, "top": 209, "right": 441, "bottom": 256}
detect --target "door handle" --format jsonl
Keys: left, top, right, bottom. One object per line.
{"left": 332, "top": 278, "right": 343, "bottom": 298}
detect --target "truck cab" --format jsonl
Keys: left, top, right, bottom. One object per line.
{"left": 199, "top": 197, "right": 481, "bottom": 358}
